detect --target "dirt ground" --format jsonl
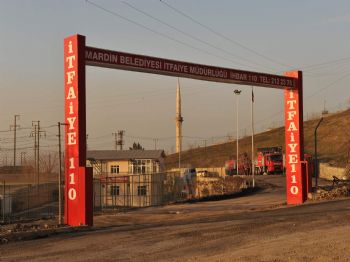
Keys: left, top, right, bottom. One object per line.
{"left": 1, "top": 175, "right": 350, "bottom": 261}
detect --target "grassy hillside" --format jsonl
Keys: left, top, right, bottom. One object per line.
{"left": 165, "top": 109, "right": 350, "bottom": 169}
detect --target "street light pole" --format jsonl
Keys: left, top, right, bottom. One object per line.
{"left": 11, "top": 114, "right": 20, "bottom": 167}
{"left": 57, "top": 122, "right": 68, "bottom": 225}
{"left": 251, "top": 87, "right": 255, "bottom": 187}
{"left": 314, "top": 117, "right": 324, "bottom": 188}
{"left": 234, "top": 89, "right": 241, "bottom": 175}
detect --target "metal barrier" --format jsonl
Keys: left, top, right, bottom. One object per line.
{"left": 0, "top": 172, "right": 250, "bottom": 224}
{"left": 1, "top": 181, "right": 58, "bottom": 224}
{"left": 93, "top": 172, "right": 182, "bottom": 211}
{"left": 93, "top": 172, "right": 250, "bottom": 212}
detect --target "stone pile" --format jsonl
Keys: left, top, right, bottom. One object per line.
{"left": 311, "top": 185, "right": 350, "bottom": 200}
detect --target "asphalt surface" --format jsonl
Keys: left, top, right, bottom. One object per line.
{"left": 1, "top": 175, "right": 350, "bottom": 262}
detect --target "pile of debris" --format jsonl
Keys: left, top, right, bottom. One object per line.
{"left": 0, "top": 220, "right": 63, "bottom": 244}
{"left": 310, "top": 184, "right": 350, "bottom": 200}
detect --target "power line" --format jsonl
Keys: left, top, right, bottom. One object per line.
{"left": 300, "top": 56, "right": 350, "bottom": 71}
{"left": 159, "top": 0, "right": 292, "bottom": 70}
{"left": 85, "top": 0, "right": 265, "bottom": 70}
{"left": 304, "top": 71, "right": 350, "bottom": 100}
{"left": 122, "top": 1, "right": 278, "bottom": 72}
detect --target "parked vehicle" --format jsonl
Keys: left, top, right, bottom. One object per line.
{"left": 256, "top": 146, "right": 283, "bottom": 175}
{"left": 225, "top": 159, "right": 240, "bottom": 176}
{"left": 225, "top": 152, "right": 252, "bottom": 176}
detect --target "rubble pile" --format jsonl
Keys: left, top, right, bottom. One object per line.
{"left": 196, "top": 176, "right": 247, "bottom": 198}
{"left": 0, "top": 220, "right": 61, "bottom": 244}
{"left": 311, "top": 185, "right": 350, "bottom": 200}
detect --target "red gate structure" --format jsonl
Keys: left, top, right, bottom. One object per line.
{"left": 64, "top": 34, "right": 306, "bottom": 226}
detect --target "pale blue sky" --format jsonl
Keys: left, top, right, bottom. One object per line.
{"left": 1, "top": 0, "right": 350, "bottom": 153}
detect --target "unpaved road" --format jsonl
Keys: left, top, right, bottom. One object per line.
{"left": 1, "top": 176, "right": 350, "bottom": 261}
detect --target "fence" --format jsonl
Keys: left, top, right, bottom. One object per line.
{"left": 93, "top": 172, "right": 251, "bottom": 212}
{"left": 93, "top": 173, "right": 179, "bottom": 211}
{"left": 0, "top": 172, "right": 251, "bottom": 224}
{"left": 0, "top": 181, "right": 59, "bottom": 224}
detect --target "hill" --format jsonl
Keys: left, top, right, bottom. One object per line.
{"left": 165, "top": 108, "right": 350, "bottom": 169}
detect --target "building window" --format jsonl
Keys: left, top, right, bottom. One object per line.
{"left": 137, "top": 185, "right": 147, "bottom": 196}
{"left": 111, "top": 165, "right": 119, "bottom": 174}
{"left": 153, "top": 161, "right": 160, "bottom": 173}
{"left": 110, "top": 185, "right": 120, "bottom": 196}
{"left": 130, "top": 160, "right": 154, "bottom": 174}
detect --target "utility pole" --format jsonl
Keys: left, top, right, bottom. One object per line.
{"left": 57, "top": 122, "right": 67, "bottom": 225}
{"left": 153, "top": 138, "right": 158, "bottom": 150}
{"left": 234, "top": 89, "right": 241, "bottom": 175}
{"left": 114, "top": 130, "right": 125, "bottom": 150}
{"left": 20, "top": 152, "right": 26, "bottom": 166}
{"left": 31, "top": 121, "right": 45, "bottom": 187}
{"left": 31, "top": 122, "right": 38, "bottom": 184}
{"left": 112, "top": 132, "right": 118, "bottom": 150}
{"left": 176, "top": 79, "right": 184, "bottom": 175}
{"left": 86, "top": 134, "right": 89, "bottom": 151}
{"left": 314, "top": 117, "right": 324, "bottom": 188}
{"left": 251, "top": 87, "right": 255, "bottom": 188}
{"left": 10, "top": 114, "right": 20, "bottom": 167}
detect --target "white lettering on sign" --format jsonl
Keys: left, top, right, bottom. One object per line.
{"left": 84, "top": 48, "right": 297, "bottom": 88}
{"left": 67, "top": 132, "right": 77, "bottom": 145}
{"left": 285, "top": 86, "right": 301, "bottom": 202}
{"left": 287, "top": 100, "right": 297, "bottom": 110}
{"left": 65, "top": 37, "right": 79, "bottom": 206}
{"left": 289, "top": 90, "right": 294, "bottom": 98}
{"left": 287, "top": 122, "right": 298, "bottom": 131}
{"left": 287, "top": 111, "right": 296, "bottom": 120}
{"left": 291, "top": 164, "right": 296, "bottom": 173}
{"left": 69, "top": 157, "right": 75, "bottom": 169}
{"left": 288, "top": 154, "right": 298, "bottom": 164}
{"left": 66, "top": 71, "right": 76, "bottom": 84}
{"left": 290, "top": 132, "right": 295, "bottom": 142}
{"left": 290, "top": 186, "right": 299, "bottom": 195}
{"left": 69, "top": 173, "right": 76, "bottom": 184}
{"left": 67, "top": 117, "right": 76, "bottom": 130}
{"left": 288, "top": 143, "right": 298, "bottom": 153}
{"left": 68, "top": 41, "right": 73, "bottom": 54}
{"left": 66, "top": 86, "right": 77, "bottom": 99}
{"left": 66, "top": 55, "right": 76, "bottom": 69}
{"left": 69, "top": 102, "right": 74, "bottom": 114}
{"left": 68, "top": 188, "right": 77, "bottom": 200}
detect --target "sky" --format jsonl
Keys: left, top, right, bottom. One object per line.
{"left": 1, "top": 0, "right": 350, "bottom": 156}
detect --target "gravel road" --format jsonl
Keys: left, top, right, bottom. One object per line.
{"left": 1, "top": 176, "right": 350, "bottom": 262}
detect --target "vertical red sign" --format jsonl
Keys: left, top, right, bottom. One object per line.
{"left": 284, "top": 71, "right": 305, "bottom": 205}
{"left": 64, "top": 35, "right": 93, "bottom": 226}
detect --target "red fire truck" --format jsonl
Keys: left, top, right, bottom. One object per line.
{"left": 225, "top": 153, "right": 252, "bottom": 176}
{"left": 256, "top": 146, "right": 283, "bottom": 175}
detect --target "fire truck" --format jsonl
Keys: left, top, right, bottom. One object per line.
{"left": 225, "top": 153, "right": 252, "bottom": 176}
{"left": 256, "top": 146, "right": 283, "bottom": 175}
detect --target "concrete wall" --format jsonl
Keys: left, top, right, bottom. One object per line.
{"left": 319, "top": 163, "right": 346, "bottom": 180}
{"left": 168, "top": 167, "right": 226, "bottom": 177}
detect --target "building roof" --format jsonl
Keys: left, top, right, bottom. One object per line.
{"left": 87, "top": 150, "right": 165, "bottom": 161}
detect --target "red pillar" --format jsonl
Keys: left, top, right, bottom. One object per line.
{"left": 284, "top": 71, "right": 306, "bottom": 204}
{"left": 64, "top": 34, "right": 93, "bottom": 226}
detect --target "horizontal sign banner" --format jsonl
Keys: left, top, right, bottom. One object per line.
{"left": 85, "top": 46, "right": 296, "bottom": 89}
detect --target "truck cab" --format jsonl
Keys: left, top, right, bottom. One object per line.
{"left": 256, "top": 146, "right": 283, "bottom": 175}
{"left": 265, "top": 153, "right": 283, "bottom": 173}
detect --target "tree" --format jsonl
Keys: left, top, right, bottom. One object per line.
{"left": 129, "top": 142, "right": 144, "bottom": 150}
